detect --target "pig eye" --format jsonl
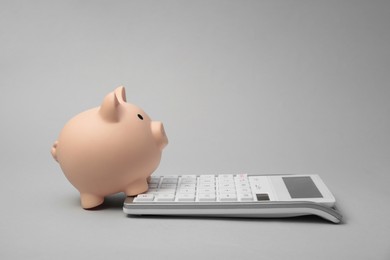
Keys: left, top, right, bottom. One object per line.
{"left": 137, "top": 114, "right": 144, "bottom": 120}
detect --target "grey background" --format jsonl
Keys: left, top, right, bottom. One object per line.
{"left": 1, "top": 0, "right": 389, "bottom": 259}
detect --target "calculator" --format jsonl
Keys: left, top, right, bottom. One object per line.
{"left": 123, "top": 174, "right": 342, "bottom": 223}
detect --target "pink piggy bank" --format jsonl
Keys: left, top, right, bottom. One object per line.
{"left": 51, "top": 86, "right": 168, "bottom": 209}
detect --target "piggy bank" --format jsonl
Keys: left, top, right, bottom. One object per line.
{"left": 51, "top": 86, "right": 168, "bottom": 209}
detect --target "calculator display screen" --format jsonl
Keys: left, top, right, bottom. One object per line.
{"left": 282, "top": 176, "right": 323, "bottom": 198}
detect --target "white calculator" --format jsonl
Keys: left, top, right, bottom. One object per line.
{"left": 123, "top": 174, "right": 342, "bottom": 223}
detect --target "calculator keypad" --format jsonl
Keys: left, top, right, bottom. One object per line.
{"left": 133, "top": 174, "right": 273, "bottom": 203}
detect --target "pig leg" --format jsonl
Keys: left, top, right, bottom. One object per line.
{"left": 51, "top": 141, "right": 59, "bottom": 162}
{"left": 80, "top": 193, "right": 104, "bottom": 209}
{"left": 125, "top": 178, "right": 149, "bottom": 196}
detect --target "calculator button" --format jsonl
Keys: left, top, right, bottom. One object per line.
{"left": 161, "top": 177, "right": 178, "bottom": 184}
{"left": 177, "top": 188, "right": 196, "bottom": 194}
{"left": 198, "top": 183, "right": 214, "bottom": 189}
{"left": 181, "top": 179, "right": 197, "bottom": 184}
{"left": 256, "top": 193, "right": 270, "bottom": 201}
{"left": 219, "top": 183, "right": 235, "bottom": 188}
{"left": 219, "top": 193, "right": 237, "bottom": 201}
{"left": 177, "top": 194, "right": 195, "bottom": 201}
{"left": 236, "top": 183, "right": 250, "bottom": 188}
{"left": 134, "top": 194, "right": 155, "bottom": 202}
{"left": 198, "top": 193, "right": 216, "bottom": 201}
{"left": 178, "top": 184, "right": 196, "bottom": 189}
{"left": 181, "top": 175, "right": 197, "bottom": 179}
{"left": 218, "top": 177, "right": 234, "bottom": 182}
{"left": 146, "top": 189, "right": 159, "bottom": 194}
{"left": 160, "top": 184, "right": 177, "bottom": 189}
{"left": 249, "top": 176, "right": 270, "bottom": 192}
{"left": 148, "top": 183, "right": 159, "bottom": 189}
{"left": 148, "top": 177, "right": 161, "bottom": 184}
{"left": 199, "top": 179, "right": 215, "bottom": 184}
{"left": 197, "top": 188, "right": 215, "bottom": 194}
{"left": 180, "top": 176, "right": 197, "bottom": 184}
{"left": 156, "top": 194, "right": 175, "bottom": 201}
{"left": 238, "top": 193, "right": 253, "bottom": 201}
{"left": 155, "top": 189, "right": 176, "bottom": 194}
{"left": 236, "top": 173, "right": 248, "bottom": 179}
{"left": 200, "top": 175, "right": 215, "bottom": 179}
{"left": 219, "top": 188, "right": 236, "bottom": 194}
{"left": 218, "top": 174, "right": 234, "bottom": 180}
{"left": 237, "top": 188, "right": 251, "bottom": 193}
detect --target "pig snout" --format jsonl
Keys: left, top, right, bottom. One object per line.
{"left": 151, "top": 121, "right": 168, "bottom": 150}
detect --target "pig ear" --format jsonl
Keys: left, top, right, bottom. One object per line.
{"left": 114, "top": 86, "right": 127, "bottom": 103}
{"left": 99, "top": 91, "right": 121, "bottom": 122}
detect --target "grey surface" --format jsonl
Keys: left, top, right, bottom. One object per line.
{"left": 1, "top": 0, "right": 389, "bottom": 259}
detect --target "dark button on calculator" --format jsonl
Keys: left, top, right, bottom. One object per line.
{"left": 256, "top": 193, "right": 270, "bottom": 201}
